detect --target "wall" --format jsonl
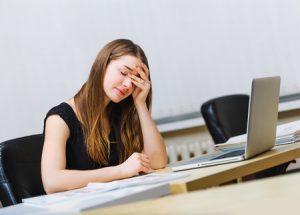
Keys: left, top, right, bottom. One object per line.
{"left": 1, "top": 0, "right": 300, "bottom": 142}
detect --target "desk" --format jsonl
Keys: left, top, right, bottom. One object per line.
{"left": 85, "top": 171, "right": 300, "bottom": 215}
{"left": 1, "top": 142, "right": 300, "bottom": 214}
{"left": 166, "top": 142, "right": 300, "bottom": 194}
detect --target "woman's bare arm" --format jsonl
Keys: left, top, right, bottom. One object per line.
{"left": 136, "top": 104, "right": 168, "bottom": 169}
{"left": 42, "top": 115, "right": 150, "bottom": 194}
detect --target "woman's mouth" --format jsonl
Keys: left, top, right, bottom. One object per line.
{"left": 114, "top": 88, "right": 126, "bottom": 97}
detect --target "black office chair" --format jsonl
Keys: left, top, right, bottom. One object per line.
{"left": 0, "top": 134, "right": 46, "bottom": 207}
{"left": 201, "top": 94, "right": 290, "bottom": 178}
{"left": 201, "top": 94, "right": 249, "bottom": 144}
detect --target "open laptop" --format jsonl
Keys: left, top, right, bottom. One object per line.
{"left": 171, "top": 76, "right": 280, "bottom": 172}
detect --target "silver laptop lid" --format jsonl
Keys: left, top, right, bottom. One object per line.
{"left": 245, "top": 76, "right": 280, "bottom": 159}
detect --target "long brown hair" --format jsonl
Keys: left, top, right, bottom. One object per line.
{"left": 74, "top": 39, "right": 152, "bottom": 166}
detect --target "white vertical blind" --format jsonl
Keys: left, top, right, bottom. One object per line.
{"left": 0, "top": 0, "right": 300, "bottom": 141}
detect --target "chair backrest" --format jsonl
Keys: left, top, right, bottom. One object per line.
{"left": 201, "top": 94, "right": 249, "bottom": 144}
{"left": 0, "top": 134, "right": 46, "bottom": 207}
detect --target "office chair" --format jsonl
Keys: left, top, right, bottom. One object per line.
{"left": 201, "top": 94, "right": 290, "bottom": 177}
{"left": 201, "top": 94, "right": 249, "bottom": 144}
{"left": 0, "top": 134, "right": 46, "bottom": 207}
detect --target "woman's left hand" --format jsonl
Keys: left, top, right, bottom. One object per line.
{"left": 129, "top": 62, "right": 151, "bottom": 107}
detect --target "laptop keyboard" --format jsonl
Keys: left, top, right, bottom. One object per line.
{"left": 170, "top": 148, "right": 246, "bottom": 168}
{"left": 211, "top": 149, "right": 245, "bottom": 160}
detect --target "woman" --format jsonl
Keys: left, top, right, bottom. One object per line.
{"left": 41, "top": 39, "right": 167, "bottom": 194}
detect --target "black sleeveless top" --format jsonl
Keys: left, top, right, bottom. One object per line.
{"left": 43, "top": 102, "right": 119, "bottom": 170}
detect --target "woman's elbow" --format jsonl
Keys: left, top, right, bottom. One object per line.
{"left": 42, "top": 176, "right": 62, "bottom": 194}
{"left": 43, "top": 179, "right": 56, "bottom": 194}
{"left": 151, "top": 157, "right": 168, "bottom": 169}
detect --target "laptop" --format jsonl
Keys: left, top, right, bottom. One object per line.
{"left": 171, "top": 76, "right": 280, "bottom": 172}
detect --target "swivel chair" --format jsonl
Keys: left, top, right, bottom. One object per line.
{"left": 201, "top": 94, "right": 290, "bottom": 177}
{"left": 201, "top": 94, "right": 249, "bottom": 144}
{"left": 0, "top": 134, "right": 45, "bottom": 207}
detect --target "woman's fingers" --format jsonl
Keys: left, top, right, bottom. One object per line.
{"left": 130, "top": 73, "right": 145, "bottom": 84}
{"left": 135, "top": 66, "right": 148, "bottom": 82}
{"left": 132, "top": 63, "right": 149, "bottom": 81}
{"left": 130, "top": 74, "right": 150, "bottom": 87}
{"left": 138, "top": 154, "right": 151, "bottom": 169}
{"left": 139, "top": 154, "right": 150, "bottom": 163}
{"left": 130, "top": 77, "right": 150, "bottom": 91}
{"left": 140, "top": 63, "right": 149, "bottom": 77}
{"left": 140, "top": 158, "right": 151, "bottom": 167}
{"left": 140, "top": 166, "right": 151, "bottom": 173}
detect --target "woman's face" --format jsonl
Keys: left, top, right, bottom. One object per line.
{"left": 103, "top": 55, "right": 140, "bottom": 104}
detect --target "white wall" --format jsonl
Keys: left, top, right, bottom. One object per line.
{"left": 1, "top": 0, "right": 300, "bottom": 142}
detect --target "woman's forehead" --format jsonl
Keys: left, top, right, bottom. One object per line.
{"left": 115, "top": 56, "right": 140, "bottom": 74}
{"left": 116, "top": 55, "right": 139, "bottom": 66}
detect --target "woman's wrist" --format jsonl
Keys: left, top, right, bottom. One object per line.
{"left": 115, "top": 164, "right": 126, "bottom": 179}
{"left": 134, "top": 102, "right": 148, "bottom": 112}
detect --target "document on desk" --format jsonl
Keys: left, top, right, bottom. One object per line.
{"left": 217, "top": 120, "right": 300, "bottom": 150}
{"left": 88, "top": 172, "right": 190, "bottom": 189}
{"left": 276, "top": 120, "right": 300, "bottom": 142}
{"left": 22, "top": 172, "right": 189, "bottom": 212}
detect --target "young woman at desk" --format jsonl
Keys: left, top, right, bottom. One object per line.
{"left": 41, "top": 39, "right": 167, "bottom": 194}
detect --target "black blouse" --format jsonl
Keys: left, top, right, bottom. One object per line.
{"left": 43, "top": 102, "right": 119, "bottom": 170}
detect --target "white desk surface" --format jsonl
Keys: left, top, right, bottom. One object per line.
{"left": 85, "top": 171, "right": 300, "bottom": 215}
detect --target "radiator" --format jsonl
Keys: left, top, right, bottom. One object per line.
{"left": 166, "top": 141, "right": 214, "bottom": 164}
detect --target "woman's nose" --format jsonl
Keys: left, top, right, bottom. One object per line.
{"left": 122, "top": 77, "right": 132, "bottom": 89}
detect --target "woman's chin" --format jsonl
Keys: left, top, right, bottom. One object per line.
{"left": 109, "top": 92, "right": 130, "bottom": 103}
{"left": 109, "top": 96, "right": 123, "bottom": 103}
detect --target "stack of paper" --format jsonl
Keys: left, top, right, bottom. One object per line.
{"left": 22, "top": 172, "right": 189, "bottom": 212}
{"left": 216, "top": 120, "right": 300, "bottom": 150}
{"left": 275, "top": 120, "right": 300, "bottom": 144}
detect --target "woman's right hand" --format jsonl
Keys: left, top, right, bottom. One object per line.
{"left": 118, "top": 152, "right": 151, "bottom": 178}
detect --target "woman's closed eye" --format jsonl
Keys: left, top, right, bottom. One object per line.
{"left": 120, "top": 70, "right": 128, "bottom": 76}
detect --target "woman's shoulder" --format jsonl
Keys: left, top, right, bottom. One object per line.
{"left": 45, "top": 101, "right": 79, "bottom": 129}
{"left": 46, "top": 102, "right": 74, "bottom": 117}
